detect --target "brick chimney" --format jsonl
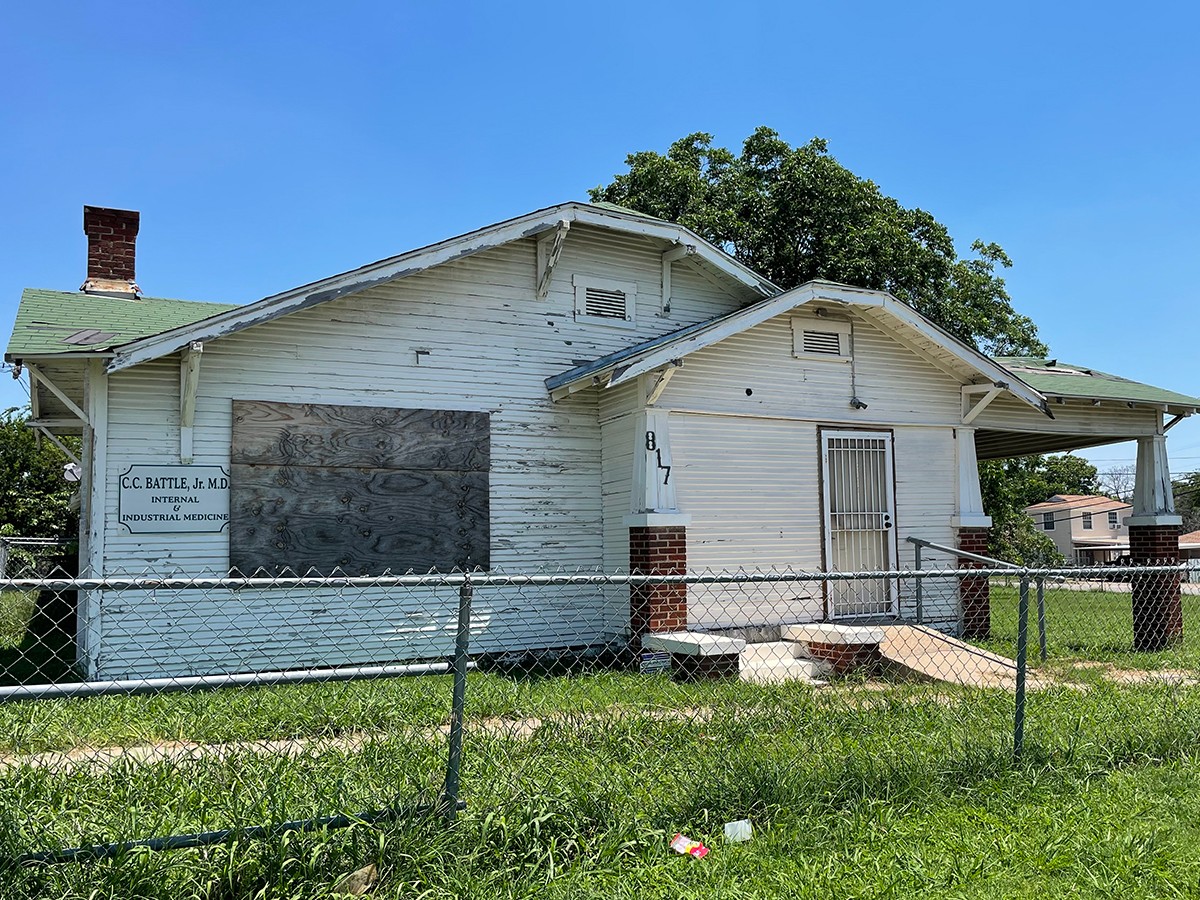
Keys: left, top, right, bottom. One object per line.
{"left": 81, "top": 205, "right": 140, "bottom": 295}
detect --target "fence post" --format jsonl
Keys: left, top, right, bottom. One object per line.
{"left": 441, "top": 578, "right": 473, "bottom": 822}
{"left": 1036, "top": 577, "right": 1047, "bottom": 662}
{"left": 914, "top": 544, "right": 923, "bottom": 625}
{"left": 1013, "top": 574, "right": 1030, "bottom": 763}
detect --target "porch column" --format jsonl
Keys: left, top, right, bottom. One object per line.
{"left": 1127, "top": 433, "right": 1183, "bottom": 651}
{"left": 952, "top": 427, "right": 992, "bottom": 639}
{"left": 625, "top": 409, "right": 691, "bottom": 640}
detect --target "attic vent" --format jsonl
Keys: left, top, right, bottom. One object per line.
{"left": 584, "top": 286, "right": 628, "bottom": 319}
{"left": 802, "top": 330, "right": 843, "bottom": 355}
{"left": 573, "top": 275, "right": 637, "bottom": 328}
{"left": 791, "top": 315, "right": 851, "bottom": 361}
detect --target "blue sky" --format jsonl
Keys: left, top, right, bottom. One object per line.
{"left": 2, "top": 1, "right": 1198, "bottom": 480}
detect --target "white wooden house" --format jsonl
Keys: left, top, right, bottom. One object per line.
{"left": 7, "top": 204, "right": 1199, "bottom": 678}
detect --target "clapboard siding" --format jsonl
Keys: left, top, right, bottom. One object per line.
{"left": 90, "top": 581, "right": 628, "bottom": 679}
{"left": 660, "top": 311, "right": 964, "bottom": 424}
{"left": 671, "top": 414, "right": 825, "bottom": 627}
{"left": 654, "top": 308, "right": 967, "bottom": 629}
{"left": 972, "top": 393, "right": 1160, "bottom": 436}
{"left": 92, "top": 229, "right": 753, "bottom": 677}
{"left": 665, "top": 417, "right": 960, "bottom": 629}
{"left": 892, "top": 425, "right": 959, "bottom": 626}
{"left": 600, "top": 413, "right": 635, "bottom": 571}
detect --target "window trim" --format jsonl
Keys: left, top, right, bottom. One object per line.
{"left": 1108, "top": 510, "right": 1120, "bottom": 528}
{"left": 572, "top": 274, "right": 637, "bottom": 329}
{"left": 1042, "top": 512, "right": 1055, "bottom": 531}
{"left": 1082, "top": 512, "right": 1093, "bottom": 530}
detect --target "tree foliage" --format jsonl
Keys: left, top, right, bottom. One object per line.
{"left": 0, "top": 407, "right": 79, "bottom": 544}
{"left": 591, "top": 128, "right": 1047, "bottom": 357}
{"left": 1173, "top": 471, "right": 1200, "bottom": 533}
{"left": 979, "top": 454, "right": 1101, "bottom": 564}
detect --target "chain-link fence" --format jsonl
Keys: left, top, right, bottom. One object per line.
{"left": 0, "top": 563, "right": 1195, "bottom": 882}
{"left": 0, "top": 537, "right": 71, "bottom": 578}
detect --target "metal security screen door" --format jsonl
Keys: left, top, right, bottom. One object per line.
{"left": 821, "top": 430, "right": 899, "bottom": 617}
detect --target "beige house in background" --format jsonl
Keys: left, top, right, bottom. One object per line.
{"left": 1025, "top": 494, "right": 1131, "bottom": 563}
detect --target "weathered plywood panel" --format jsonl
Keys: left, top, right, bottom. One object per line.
{"left": 231, "top": 401, "right": 489, "bottom": 470}
{"left": 230, "top": 465, "right": 489, "bottom": 574}
{"left": 230, "top": 401, "right": 490, "bottom": 575}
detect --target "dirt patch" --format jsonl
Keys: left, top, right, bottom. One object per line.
{"left": 1067, "top": 660, "right": 1200, "bottom": 686}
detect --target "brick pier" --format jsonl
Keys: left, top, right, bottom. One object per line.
{"left": 629, "top": 525, "right": 687, "bottom": 638}
{"left": 1129, "top": 524, "right": 1183, "bottom": 651}
{"left": 957, "top": 526, "right": 991, "bottom": 640}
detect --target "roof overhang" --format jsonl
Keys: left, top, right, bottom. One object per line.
{"left": 103, "top": 202, "right": 778, "bottom": 374}
{"left": 547, "top": 280, "right": 1051, "bottom": 417}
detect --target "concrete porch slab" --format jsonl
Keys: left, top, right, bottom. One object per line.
{"left": 641, "top": 632, "right": 747, "bottom": 656}
{"left": 783, "top": 623, "right": 887, "bottom": 645}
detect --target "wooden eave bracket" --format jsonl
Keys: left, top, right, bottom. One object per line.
{"left": 549, "top": 371, "right": 609, "bottom": 402}
{"left": 535, "top": 219, "right": 571, "bottom": 300}
{"left": 34, "top": 427, "right": 80, "bottom": 465}
{"left": 961, "top": 383, "right": 1003, "bottom": 425}
{"left": 660, "top": 244, "right": 696, "bottom": 315}
{"left": 24, "top": 363, "right": 88, "bottom": 426}
{"left": 645, "top": 360, "right": 683, "bottom": 406}
{"left": 180, "top": 342, "right": 203, "bottom": 464}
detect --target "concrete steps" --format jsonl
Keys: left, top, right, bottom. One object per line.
{"left": 738, "top": 640, "right": 829, "bottom": 685}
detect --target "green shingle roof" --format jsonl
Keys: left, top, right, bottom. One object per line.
{"left": 996, "top": 357, "right": 1200, "bottom": 411}
{"left": 5, "top": 288, "right": 238, "bottom": 360}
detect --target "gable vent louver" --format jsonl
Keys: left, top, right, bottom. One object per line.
{"left": 583, "top": 286, "right": 629, "bottom": 320}
{"left": 801, "top": 330, "right": 843, "bottom": 355}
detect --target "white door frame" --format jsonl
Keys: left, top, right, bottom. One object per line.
{"left": 820, "top": 428, "right": 899, "bottom": 618}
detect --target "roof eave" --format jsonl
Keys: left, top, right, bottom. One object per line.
{"left": 5, "top": 349, "right": 117, "bottom": 364}
{"left": 1042, "top": 392, "right": 1200, "bottom": 416}
{"left": 548, "top": 281, "right": 1051, "bottom": 418}
{"left": 106, "top": 202, "right": 779, "bottom": 374}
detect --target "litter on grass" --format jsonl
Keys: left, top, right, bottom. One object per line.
{"left": 724, "top": 819, "right": 753, "bottom": 842}
{"left": 670, "top": 833, "right": 710, "bottom": 858}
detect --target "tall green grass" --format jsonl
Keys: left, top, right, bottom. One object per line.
{"left": 987, "top": 583, "right": 1200, "bottom": 672}
{"left": 1, "top": 677, "right": 1199, "bottom": 898}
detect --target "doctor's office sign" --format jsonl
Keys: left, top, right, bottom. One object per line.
{"left": 118, "top": 465, "right": 230, "bottom": 533}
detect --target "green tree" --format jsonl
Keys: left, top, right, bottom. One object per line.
{"left": 591, "top": 128, "right": 1047, "bottom": 357}
{"left": 1173, "top": 471, "right": 1200, "bottom": 532}
{"left": 979, "top": 454, "right": 1100, "bottom": 564}
{"left": 0, "top": 407, "right": 79, "bottom": 543}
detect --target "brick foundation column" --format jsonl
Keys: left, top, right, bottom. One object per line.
{"left": 957, "top": 526, "right": 991, "bottom": 640}
{"left": 1129, "top": 524, "right": 1183, "bottom": 651}
{"left": 629, "top": 525, "right": 687, "bottom": 639}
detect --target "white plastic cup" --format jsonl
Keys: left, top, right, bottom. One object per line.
{"left": 724, "top": 819, "right": 752, "bottom": 842}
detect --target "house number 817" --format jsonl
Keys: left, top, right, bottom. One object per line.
{"left": 645, "top": 431, "right": 671, "bottom": 485}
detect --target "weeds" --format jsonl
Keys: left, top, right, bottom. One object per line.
{"left": 0, "top": 677, "right": 1197, "bottom": 898}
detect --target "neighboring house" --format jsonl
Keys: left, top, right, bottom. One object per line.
{"left": 7, "top": 204, "right": 1199, "bottom": 679}
{"left": 1024, "top": 494, "right": 1132, "bottom": 563}
{"left": 1180, "top": 530, "right": 1200, "bottom": 559}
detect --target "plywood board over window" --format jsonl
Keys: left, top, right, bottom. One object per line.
{"left": 230, "top": 401, "right": 490, "bottom": 575}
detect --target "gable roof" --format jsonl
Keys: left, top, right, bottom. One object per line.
{"left": 5, "top": 288, "right": 237, "bottom": 361}
{"left": 995, "top": 358, "right": 1200, "bottom": 415}
{"left": 546, "top": 280, "right": 1051, "bottom": 416}
{"left": 94, "top": 201, "right": 777, "bottom": 373}
{"left": 1025, "top": 494, "right": 1130, "bottom": 514}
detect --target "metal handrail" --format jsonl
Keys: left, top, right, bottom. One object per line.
{"left": 906, "top": 535, "right": 1052, "bottom": 665}
{"left": 905, "top": 536, "right": 1020, "bottom": 569}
